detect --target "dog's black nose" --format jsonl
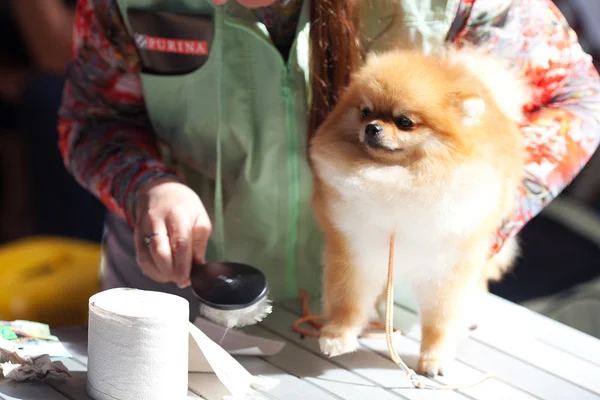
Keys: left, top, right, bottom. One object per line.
{"left": 365, "top": 123, "right": 383, "bottom": 139}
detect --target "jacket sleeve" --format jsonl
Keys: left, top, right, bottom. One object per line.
{"left": 453, "top": 0, "right": 600, "bottom": 254}
{"left": 58, "top": 0, "right": 184, "bottom": 227}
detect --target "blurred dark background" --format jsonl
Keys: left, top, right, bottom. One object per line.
{"left": 0, "top": 0, "right": 105, "bottom": 244}
{"left": 0, "top": 0, "right": 599, "bottom": 334}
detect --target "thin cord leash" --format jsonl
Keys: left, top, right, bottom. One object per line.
{"left": 293, "top": 231, "right": 495, "bottom": 390}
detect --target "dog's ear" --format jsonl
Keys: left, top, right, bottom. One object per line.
{"left": 447, "top": 91, "right": 486, "bottom": 127}
{"left": 460, "top": 97, "right": 486, "bottom": 126}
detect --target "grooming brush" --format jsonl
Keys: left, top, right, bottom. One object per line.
{"left": 190, "top": 261, "right": 272, "bottom": 328}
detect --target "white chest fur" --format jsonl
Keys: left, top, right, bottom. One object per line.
{"left": 318, "top": 161, "right": 502, "bottom": 284}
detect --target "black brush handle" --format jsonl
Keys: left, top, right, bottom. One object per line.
{"left": 189, "top": 261, "right": 268, "bottom": 311}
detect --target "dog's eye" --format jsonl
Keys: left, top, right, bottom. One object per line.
{"left": 361, "top": 108, "right": 372, "bottom": 119}
{"left": 395, "top": 116, "right": 414, "bottom": 130}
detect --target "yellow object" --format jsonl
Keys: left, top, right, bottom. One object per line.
{"left": 0, "top": 236, "right": 101, "bottom": 328}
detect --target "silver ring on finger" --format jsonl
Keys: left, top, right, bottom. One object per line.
{"left": 144, "top": 232, "right": 167, "bottom": 248}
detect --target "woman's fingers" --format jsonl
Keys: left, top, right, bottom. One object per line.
{"left": 137, "top": 211, "right": 176, "bottom": 283}
{"left": 191, "top": 213, "right": 212, "bottom": 266}
{"left": 135, "top": 208, "right": 208, "bottom": 288}
{"left": 134, "top": 229, "right": 171, "bottom": 283}
{"left": 166, "top": 208, "right": 193, "bottom": 288}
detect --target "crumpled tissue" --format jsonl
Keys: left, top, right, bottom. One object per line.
{"left": 0, "top": 345, "right": 71, "bottom": 382}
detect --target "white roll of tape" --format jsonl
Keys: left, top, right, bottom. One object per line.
{"left": 87, "top": 288, "right": 190, "bottom": 400}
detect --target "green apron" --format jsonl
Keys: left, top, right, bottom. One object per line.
{"left": 114, "top": 0, "right": 459, "bottom": 301}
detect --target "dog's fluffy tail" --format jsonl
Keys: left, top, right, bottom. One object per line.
{"left": 486, "top": 236, "right": 519, "bottom": 282}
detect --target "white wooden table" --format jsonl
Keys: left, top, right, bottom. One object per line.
{"left": 2, "top": 294, "right": 600, "bottom": 400}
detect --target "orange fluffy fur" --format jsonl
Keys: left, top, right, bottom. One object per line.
{"left": 309, "top": 47, "right": 531, "bottom": 377}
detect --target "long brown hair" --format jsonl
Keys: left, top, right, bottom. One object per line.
{"left": 308, "top": 0, "right": 398, "bottom": 136}
{"left": 308, "top": 0, "right": 362, "bottom": 136}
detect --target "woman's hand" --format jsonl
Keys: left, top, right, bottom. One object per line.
{"left": 210, "top": 0, "right": 275, "bottom": 8}
{"left": 133, "top": 178, "right": 212, "bottom": 288}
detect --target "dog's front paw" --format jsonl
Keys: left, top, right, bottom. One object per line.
{"left": 319, "top": 325, "right": 359, "bottom": 357}
{"left": 417, "top": 351, "right": 454, "bottom": 377}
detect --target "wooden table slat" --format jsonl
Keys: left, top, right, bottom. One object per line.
{"left": 358, "top": 337, "right": 541, "bottom": 400}
{"left": 388, "top": 303, "right": 600, "bottom": 399}
{"left": 458, "top": 336, "right": 599, "bottom": 400}
{"left": 279, "top": 297, "right": 600, "bottom": 400}
{"left": 272, "top": 304, "right": 540, "bottom": 400}
{"left": 235, "top": 355, "right": 340, "bottom": 400}
{"left": 190, "top": 332, "right": 342, "bottom": 400}
{"left": 485, "top": 295, "right": 600, "bottom": 367}
{"left": 259, "top": 307, "right": 468, "bottom": 400}
{"left": 361, "top": 336, "right": 540, "bottom": 400}
{"left": 396, "top": 294, "right": 600, "bottom": 368}
{"left": 190, "top": 343, "right": 342, "bottom": 400}
{"left": 0, "top": 381, "right": 68, "bottom": 400}
{"left": 244, "top": 325, "right": 406, "bottom": 400}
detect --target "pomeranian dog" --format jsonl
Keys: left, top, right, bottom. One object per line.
{"left": 308, "top": 46, "right": 532, "bottom": 377}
